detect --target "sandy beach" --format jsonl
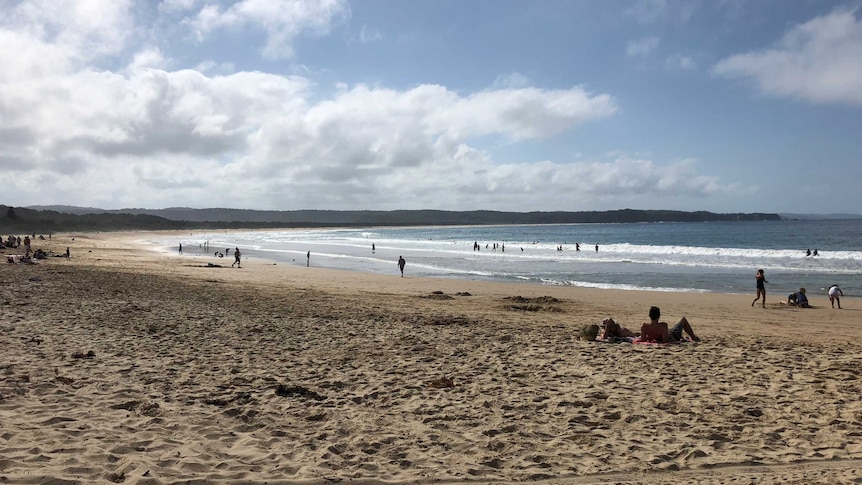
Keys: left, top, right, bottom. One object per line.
{"left": 2, "top": 231, "right": 862, "bottom": 484}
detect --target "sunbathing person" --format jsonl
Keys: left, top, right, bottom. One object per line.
{"left": 639, "top": 306, "right": 700, "bottom": 343}
{"left": 598, "top": 318, "right": 640, "bottom": 340}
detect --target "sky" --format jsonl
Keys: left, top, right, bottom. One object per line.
{"left": 1, "top": 0, "right": 861, "bottom": 214}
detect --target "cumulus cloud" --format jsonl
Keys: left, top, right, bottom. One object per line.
{"left": 186, "top": 0, "right": 350, "bottom": 59}
{"left": 0, "top": 0, "right": 741, "bottom": 211}
{"left": 0, "top": 0, "right": 134, "bottom": 81}
{"left": 712, "top": 8, "right": 862, "bottom": 105}
{"left": 158, "top": 0, "right": 201, "bottom": 14}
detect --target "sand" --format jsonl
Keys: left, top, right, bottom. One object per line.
{"left": 1, "top": 231, "right": 862, "bottom": 484}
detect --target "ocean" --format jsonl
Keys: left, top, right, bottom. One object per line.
{"left": 156, "top": 219, "right": 862, "bottom": 297}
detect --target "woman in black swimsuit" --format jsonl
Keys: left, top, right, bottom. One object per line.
{"left": 751, "top": 269, "right": 768, "bottom": 308}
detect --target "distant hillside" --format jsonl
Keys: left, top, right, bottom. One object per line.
{"left": 779, "top": 213, "right": 862, "bottom": 220}
{"left": 2, "top": 205, "right": 782, "bottom": 233}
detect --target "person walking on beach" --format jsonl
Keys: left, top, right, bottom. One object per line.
{"left": 752, "top": 269, "right": 768, "bottom": 308}
{"left": 397, "top": 256, "right": 406, "bottom": 277}
{"left": 232, "top": 247, "right": 241, "bottom": 268}
{"left": 828, "top": 284, "right": 844, "bottom": 309}
{"left": 179, "top": 243, "right": 182, "bottom": 254}
{"left": 306, "top": 251, "right": 310, "bottom": 267}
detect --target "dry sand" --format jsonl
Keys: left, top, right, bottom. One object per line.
{"left": 2, "top": 231, "right": 862, "bottom": 484}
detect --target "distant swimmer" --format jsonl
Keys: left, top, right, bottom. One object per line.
{"left": 806, "top": 248, "right": 812, "bottom": 256}
{"left": 595, "top": 244, "right": 599, "bottom": 252}
{"left": 372, "top": 243, "right": 375, "bottom": 253}
{"left": 575, "top": 243, "right": 580, "bottom": 251}
{"left": 813, "top": 249, "right": 819, "bottom": 256}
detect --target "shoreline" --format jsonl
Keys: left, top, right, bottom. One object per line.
{"left": 2, "top": 230, "right": 861, "bottom": 483}
{"left": 132, "top": 228, "right": 839, "bottom": 297}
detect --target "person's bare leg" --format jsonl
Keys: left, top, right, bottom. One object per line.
{"left": 678, "top": 317, "right": 700, "bottom": 341}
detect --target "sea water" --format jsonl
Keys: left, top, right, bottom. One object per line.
{"left": 158, "top": 219, "right": 862, "bottom": 297}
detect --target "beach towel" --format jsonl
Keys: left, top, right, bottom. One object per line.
{"left": 595, "top": 336, "right": 636, "bottom": 344}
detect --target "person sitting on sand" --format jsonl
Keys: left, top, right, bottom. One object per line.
{"left": 639, "top": 306, "right": 700, "bottom": 343}
{"left": 598, "top": 318, "right": 640, "bottom": 340}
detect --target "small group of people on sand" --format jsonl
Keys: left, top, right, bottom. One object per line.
{"left": 582, "top": 306, "right": 701, "bottom": 344}
{"left": 784, "top": 284, "right": 844, "bottom": 309}
{"left": 753, "top": 269, "right": 846, "bottom": 309}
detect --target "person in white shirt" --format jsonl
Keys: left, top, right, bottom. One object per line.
{"left": 828, "top": 284, "right": 844, "bottom": 309}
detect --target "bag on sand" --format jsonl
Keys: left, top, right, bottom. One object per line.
{"left": 580, "top": 324, "right": 599, "bottom": 341}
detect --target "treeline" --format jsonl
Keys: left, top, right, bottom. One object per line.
{"left": 3, "top": 205, "right": 782, "bottom": 233}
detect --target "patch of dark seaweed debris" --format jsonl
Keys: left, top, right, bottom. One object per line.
{"left": 503, "top": 295, "right": 560, "bottom": 304}
{"left": 426, "top": 315, "right": 473, "bottom": 326}
{"left": 504, "top": 304, "right": 563, "bottom": 312}
{"left": 72, "top": 350, "right": 96, "bottom": 359}
{"left": 427, "top": 375, "right": 455, "bottom": 389}
{"left": 421, "top": 291, "right": 454, "bottom": 300}
{"left": 275, "top": 384, "right": 325, "bottom": 401}
{"left": 502, "top": 295, "right": 563, "bottom": 312}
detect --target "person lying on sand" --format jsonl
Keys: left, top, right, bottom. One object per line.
{"left": 639, "top": 306, "right": 700, "bottom": 343}
{"left": 598, "top": 318, "right": 640, "bottom": 340}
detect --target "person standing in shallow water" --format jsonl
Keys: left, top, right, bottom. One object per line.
{"left": 397, "top": 256, "right": 406, "bottom": 277}
{"left": 752, "top": 269, "right": 767, "bottom": 308}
